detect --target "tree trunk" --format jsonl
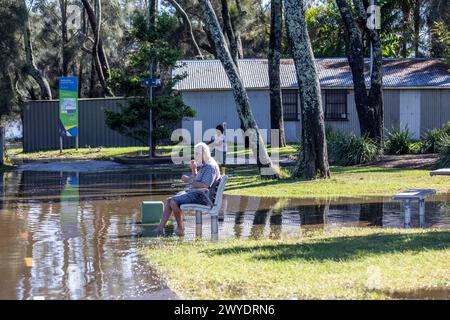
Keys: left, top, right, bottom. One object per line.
{"left": 198, "top": 0, "right": 278, "bottom": 177}
{"left": 149, "top": 0, "right": 158, "bottom": 28}
{"left": 81, "top": 0, "right": 113, "bottom": 96}
{"left": 220, "top": 0, "right": 239, "bottom": 64}
{"left": 89, "top": 54, "right": 96, "bottom": 97}
{"left": 234, "top": 0, "right": 245, "bottom": 58}
{"left": 284, "top": 0, "right": 330, "bottom": 179}
{"left": 23, "top": 17, "right": 52, "bottom": 100}
{"left": 413, "top": 0, "right": 421, "bottom": 57}
{"left": 400, "top": 1, "right": 412, "bottom": 58}
{"left": 200, "top": 24, "right": 218, "bottom": 57}
{"left": 353, "top": 0, "right": 384, "bottom": 143}
{"left": 59, "top": 0, "right": 69, "bottom": 76}
{"left": 268, "top": 0, "right": 286, "bottom": 147}
{"left": 336, "top": 0, "right": 383, "bottom": 144}
{"left": 166, "top": 0, "right": 203, "bottom": 59}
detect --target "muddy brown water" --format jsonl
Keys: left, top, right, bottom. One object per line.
{"left": 0, "top": 162, "right": 449, "bottom": 299}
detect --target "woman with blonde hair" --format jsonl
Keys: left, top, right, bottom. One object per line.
{"left": 155, "top": 142, "right": 221, "bottom": 236}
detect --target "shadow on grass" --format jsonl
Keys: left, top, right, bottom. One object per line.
{"left": 204, "top": 231, "right": 450, "bottom": 262}
{"left": 379, "top": 287, "right": 450, "bottom": 300}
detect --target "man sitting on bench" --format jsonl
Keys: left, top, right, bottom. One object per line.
{"left": 155, "top": 142, "right": 221, "bottom": 236}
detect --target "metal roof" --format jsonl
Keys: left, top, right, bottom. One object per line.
{"left": 173, "top": 58, "right": 450, "bottom": 90}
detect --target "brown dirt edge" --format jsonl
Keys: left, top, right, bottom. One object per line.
{"left": 364, "top": 154, "right": 439, "bottom": 170}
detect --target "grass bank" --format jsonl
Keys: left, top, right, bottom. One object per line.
{"left": 143, "top": 228, "right": 450, "bottom": 299}
{"left": 225, "top": 166, "right": 450, "bottom": 199}
{"left": 6, "top": 144, "right": 298, "bottom": 161}
{"left": 7, "top": 146, "right": 150, "bottom": 160}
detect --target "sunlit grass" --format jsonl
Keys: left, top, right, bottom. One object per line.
{"left": 6, "top": 143, "right": 299, "bottom": 161}
{"left": 224, "top": 166, "right": 450, "bottom": 199}
{"left": 6, "top": 146, "right": 150, "bottom": 160}
{"left": 142, "top": 228, "right": 450, "bottom": 299}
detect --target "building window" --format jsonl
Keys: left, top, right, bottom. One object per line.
{"left": 282, "top": 90, "right": 298, "bottom": 121}
{"left": 325, "top": 90, "right": 348, "bottom": 120}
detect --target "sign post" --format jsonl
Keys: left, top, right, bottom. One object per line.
{"left": 59, "top": 77, "right": 79, "bottom": 152}
{"left": 143, "top": 77, "right": 161, "bottom": 158}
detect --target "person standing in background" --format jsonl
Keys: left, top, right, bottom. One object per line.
{"left": 207, "top": 124, "right": 227, "bottom": 170}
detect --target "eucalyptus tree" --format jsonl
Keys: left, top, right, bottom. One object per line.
{"left": 268, "top": 0, "right": 286, "bottom": 147}
{"left": 80, "top": 0, "right": 114, "bottom": 96}
{"left": 284, "top": 0, "right": 330, "bottom": 179}
{"left": 165, "top": 0, "right": 203, "bottom": 58}
{"left": 22, "top": 0, "right": 53, "bottom": 100}
{"left": 335, "top": 0, "right": 384, "bottom": 144}
{"left": 198, "top": 0, "right": 279, "bottom": 177}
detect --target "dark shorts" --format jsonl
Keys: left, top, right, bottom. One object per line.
{"left": 169, "top": 190, "right": 209, "bottom": 207}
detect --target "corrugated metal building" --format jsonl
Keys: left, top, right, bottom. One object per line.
{"left": 23, "top": 98, "right": 145, "bottom": 152}
{"left": 173, "top": 58, "right": 450, "bottom": 142}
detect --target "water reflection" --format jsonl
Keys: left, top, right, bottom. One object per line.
{"left": 0, "top": 168, "right": 449, "bottom": 300}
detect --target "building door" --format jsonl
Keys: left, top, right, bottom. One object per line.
{"left": 400, "top": 90, "right": 421, "bottom": 139}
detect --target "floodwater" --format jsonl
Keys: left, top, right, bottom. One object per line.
{"left": 0, "top": 161, "right": 449, "bottom": 299}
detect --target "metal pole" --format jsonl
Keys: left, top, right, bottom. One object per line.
{"left": 76, "top": 136, "right": 79, "bottom": 150}
{"left": 0, "top": 127, "right": 4, "bottom": 166}
{"left": 369, "top": 0, "right": 374, "bottom": 77}
{"left": 60, "top": 136, "right": 63, "bottom": 154}
{"left": 149, "top": 82, "right": 153, "bottom": 158}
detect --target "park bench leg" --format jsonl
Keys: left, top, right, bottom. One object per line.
{"left": 404, "top": 200, "right": 411, "bottom": 228}
{"left": 211, "top": 215, "right": 219, "bottom": 236}
{"left": 419, "top": 199, "right": 425, "bottom": 228}
{"left": 195, "top": 211, "right": 202, "bottom": 237}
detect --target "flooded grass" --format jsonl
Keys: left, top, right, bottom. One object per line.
{"left": 143, "top": 227, "right": 450, "bottom": 300}
{"left": 1, "top": 165, "right": 449, "bottom": 299}
{"left": 225, "top": 166, "right": 450, "bottom": 199}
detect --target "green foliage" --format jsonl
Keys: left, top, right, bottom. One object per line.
{"left": 408, "top": 140, "right": 425, "bottom": 154}
{"left": 431, "top": 21, "right": 450, "bottom": 67}
{"left": 422, "top": 127, "right": 450, "bottom": 153}
{"left": 326, "top": 128, "right": 382, "bottom": 166}
{"left": 438, "top": 138, "right": 450, "bottom": 168}
{"left": 385, "top": 125, "right": 414, "bottom": 155}
{"left": 0, "top": 2, "right": 26, "bottom": 117}
{"left": 305, "top": 2, "right": 346, "bottom": 57}
{"left": 105, "top": 96, "right": 195, "bottom": 145}
{"left": 105, "top": 12, "right": 194, "bottom": 148}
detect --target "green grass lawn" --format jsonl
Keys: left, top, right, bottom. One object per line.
{"left": 143, "top": 228, "right": 450, "bottom": 299}
{"left": 224, "top": 166, "right": 450, "bottom": 199}
{"left": 6, "top": 144, "right": 299, "bottom": 161}
{"left": 6, "top": 146, "right": 156, "bottom": 160}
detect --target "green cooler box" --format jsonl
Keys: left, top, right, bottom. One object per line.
{"left": 142, "top": 201, "right": 164, "bottom": 224}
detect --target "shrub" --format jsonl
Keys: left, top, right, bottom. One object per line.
{"left": 437, "top": 138, "right": 450, "bottom": 168}
{"left": 409, "top": 140, "right": 425, "bottom": 154}
{"left": 443, "top": 121, "right": 450, "bottom": 135}
{"left": 326, "top": 129, "right": 381, "bottom": 166}
{"left": 422, "top": 128, "right": 449, "bottom": 153}
{"left": 385, "top": 126, "right": 413, "bottom": 155}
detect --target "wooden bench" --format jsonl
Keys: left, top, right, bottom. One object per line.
{"left": 392, "top": 189, "right": 436, "bottom": 227}
{"left": 180, "top": 175, "right": 228, "bottom": 239}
